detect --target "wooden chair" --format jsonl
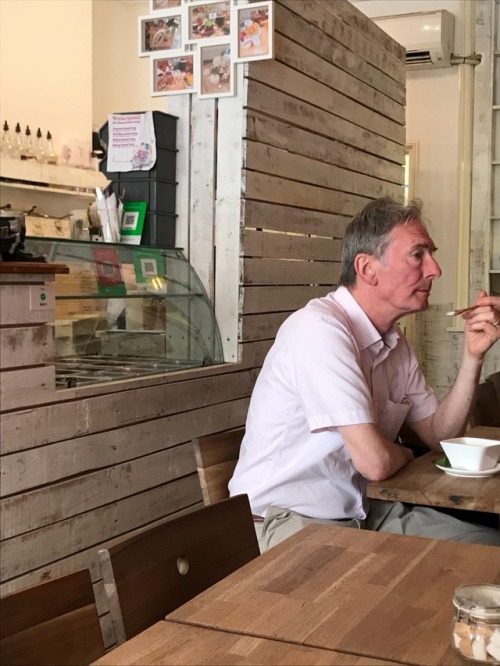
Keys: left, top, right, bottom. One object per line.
{"left": 0, "top": 569, "right": 105, "bottom": 666}
{"left": 486, "top": 370, "right": 500, "bottom": 404}
{"left": 98, "top": 493, "right": 259, "bottom": 645}
{"left": 192, "top": 427, "right": 245, "bottom": 505}
{"left": 470, "top": 379, "right": 500, "bottom": 428}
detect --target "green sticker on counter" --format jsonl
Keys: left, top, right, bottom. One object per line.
{"left": 133, "top": 248, "right": 164, "bottom": 283}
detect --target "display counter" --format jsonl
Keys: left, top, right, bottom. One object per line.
{"left": 24, "top": 238, "right": 223, "bottom": 388}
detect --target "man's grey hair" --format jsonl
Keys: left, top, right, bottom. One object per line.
{"left": 338, "top": 196, "right": 424, "bottom": 287}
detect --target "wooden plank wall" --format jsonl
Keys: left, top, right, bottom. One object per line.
{"left": 0, "top": 274, "right": 57, "bottom": 412}
{"left": 240, "top": 0, "right": 405, "bottom": 345}
{"left": 0, "top": 0, "right": 405, "bottom": 651}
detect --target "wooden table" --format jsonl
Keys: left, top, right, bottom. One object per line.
{"left": 367, "top": 426, "right": 500, "bottom": 514}
{"left": 167, "top": 524, "right": 500, "bottom": 666}
{"left": 92, "top": 620, "right": 399, "bottom": 665}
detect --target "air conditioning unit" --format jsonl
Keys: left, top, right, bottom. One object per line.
{"left": 373, "top": 10, "right": 455, "bottom": 70}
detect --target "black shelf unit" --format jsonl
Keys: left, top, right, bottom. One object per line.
{"left": 99, "top": 111, "right": 178, "bottom": 248}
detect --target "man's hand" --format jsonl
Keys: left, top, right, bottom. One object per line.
{"left": 462, "top": 291, "right": 500, "bottom": 359}
{"left": 413, "top": 292, "right": 500, "bottom": 446}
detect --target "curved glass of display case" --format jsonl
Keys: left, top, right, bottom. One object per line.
{"left": 25, "top": 238, "right": 224, "bottom": 388}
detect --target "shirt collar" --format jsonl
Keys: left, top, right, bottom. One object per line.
{"left": 332, "top": 286, "right": 400, "bottom": 355}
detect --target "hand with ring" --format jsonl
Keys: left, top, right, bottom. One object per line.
{"left": 461, "top": 291, "right": 500, "bottom": 358}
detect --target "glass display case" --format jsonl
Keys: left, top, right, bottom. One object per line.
{"left": 25, "top": 238, "right": 224, "bottom": 388}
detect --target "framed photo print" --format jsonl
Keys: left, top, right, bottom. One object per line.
{"left": 197, "top": 42, "right": 234, "bottom": 98}
{"left": 234, "top": 1, "right": 274, "bottom": 62}
{"left": 150, "top": 0, "right": 182, "bottom": 10}
{"left": 186, "top": 1, "right": 231, "bottom": 43}
{"left": 151, "top": 53, "right": 196, "bottom": 95}
{"left": 138, "top": 13, "right": 182, "bottom": 56}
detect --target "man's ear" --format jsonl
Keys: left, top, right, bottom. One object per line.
{"left": 354, "top": 253, "right": 378, "bottom": 285}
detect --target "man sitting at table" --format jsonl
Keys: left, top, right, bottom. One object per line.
{"left": 229, "top": 197, "right": 500, "bottom": 551}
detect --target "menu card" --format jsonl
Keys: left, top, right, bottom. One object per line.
{"left": 106, "top": 112, "right": 156, "bottom": 172}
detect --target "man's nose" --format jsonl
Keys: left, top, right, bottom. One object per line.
{"left": 427, "top": 255, "right": 442, "bottom": 279}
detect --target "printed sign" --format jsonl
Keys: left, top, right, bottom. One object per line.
{"left": 92, "top": 246, "right": 127, "bottom": 296}
{"left": 133, "top": 248, "right": 164, "bottom": 286}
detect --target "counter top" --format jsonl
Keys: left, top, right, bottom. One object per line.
{"left": 0, "top": 262, "right": 69, "bottom": 274}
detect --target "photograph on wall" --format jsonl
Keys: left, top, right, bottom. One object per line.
{"left": 234, "top": 1, "right": 273, "bottom": 62}
{"left": 197, "top": 42, "right": 234, "bottom": 98}
{"left": 150, "top": 0, "right": 182, "bottom": 10}
{"left": 151, "top": 53, "right": 195, "bottom": 95}
{"left": 138, "top": 13, "right": 182, "bottom": 56}
{"left": 186, "top": 1, "right": 231, "bottom": 42}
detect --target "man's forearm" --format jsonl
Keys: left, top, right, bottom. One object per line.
{"left": 339, "top": 423, "right": 415, "bottom": 481}
{"left": 430, "top": 351, "right": 483, "bottom": 442}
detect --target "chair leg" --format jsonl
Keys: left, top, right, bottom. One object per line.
{"left": 98, "top": 549, "right": 127, "bottom": 646}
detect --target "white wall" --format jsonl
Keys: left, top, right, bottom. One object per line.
{"left": 351, "top": 0, "right": 463, "bottom": 306}
{"left": 0, "top": 0, "right": 93, "bottom": 156}
{"left": 405, "top": 68, "right": 459, "bottom": 303}
{"left": 0, "top": 0, "right": 161, "bottom": 157}
{"left": 92, "top": 0, "right": 164, "bottom": 130}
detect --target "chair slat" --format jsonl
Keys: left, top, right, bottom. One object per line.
{"left": 0, "top": 569, "right": 104, "bottom": 666}
{"left": 470, "top": 380, "right": 500, "bottom": 427}
{"left": 193, "top": 428, "right": 244, "bottom": 505}
{"left": 98, "top": 494, "right": 259, "bottom": 644}
{"left": 200, "top": 460, "right": 239, "bottom": 504}
{"left": 98, "top": 549, "right": 127, "bottom": 647}
{"left": 193, "top": 428, "right": 244, "bottom": 467}
{"left": 486, "top": 370, "right": 500, "bottom": 404}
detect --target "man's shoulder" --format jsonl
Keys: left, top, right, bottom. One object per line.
{"left": 304, "top": 290, "right": 350, "bottom": 322}
{"left": 281, "top": 291, "right": 352, "bottom": 337}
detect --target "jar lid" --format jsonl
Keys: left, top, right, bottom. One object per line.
{"left": 453, "top": 584, "right": 500, "bottom": 621}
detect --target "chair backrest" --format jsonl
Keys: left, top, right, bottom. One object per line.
{"left": 98, "top": 493, "right": 259, "bottom": 644}
{"left": 192, "top": 428, "right": 244, "bottom": 505}
{"left": 486, "top": 370, "right": 500, "bottom": 403}
{"left": 0, "top": 569, "right": 105, "bottom": 666}
{"left": 470, "top": 380, "right": 500, "bottom": 427}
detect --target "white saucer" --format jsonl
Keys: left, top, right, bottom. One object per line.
{"left": 434, "top": 462, "right": 500, "bottom": 478}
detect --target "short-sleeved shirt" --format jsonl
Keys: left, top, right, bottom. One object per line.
{"left": 228, "top": 287, "right": 439, "bottom": 520}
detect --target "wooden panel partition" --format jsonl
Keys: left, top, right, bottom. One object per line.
{"left": 240, "top": 0, "right": 405, "bottom": 348}
{"left": 0, "top": 0, "right": 405, "bottom": 650}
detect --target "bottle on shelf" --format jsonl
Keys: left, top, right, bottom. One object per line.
{"left": 10, "top": 122, "right": 23, "bottom": 159}
{"left": 20, "top": 125, "right": 36, "bottom": 160}
{"left": 1, "top": 121, "right": 13, "bottom": 157}
{"left": 35, "top": 127, "right": 46, "bottom": 163}
{"left": 45, "top": 130, "right": 58, "bottom": 165}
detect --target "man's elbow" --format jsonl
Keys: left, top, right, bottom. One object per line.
{"left": 359, "top": 461, "right": 395, "bottom": 482}
{"left": 363, "top": 468, "right": 392, "bottom": 482}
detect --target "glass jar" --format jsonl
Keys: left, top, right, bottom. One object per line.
{"left": 452, "top": 584, "right": 500, "bottom": 664}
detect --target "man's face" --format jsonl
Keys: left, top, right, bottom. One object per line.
{"left": 373, "top": 220, "right": 442, "bottom": 315}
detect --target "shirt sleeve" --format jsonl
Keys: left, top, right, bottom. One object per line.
{"left": 288, "top": 312, "right": 375, "bottom": 431}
